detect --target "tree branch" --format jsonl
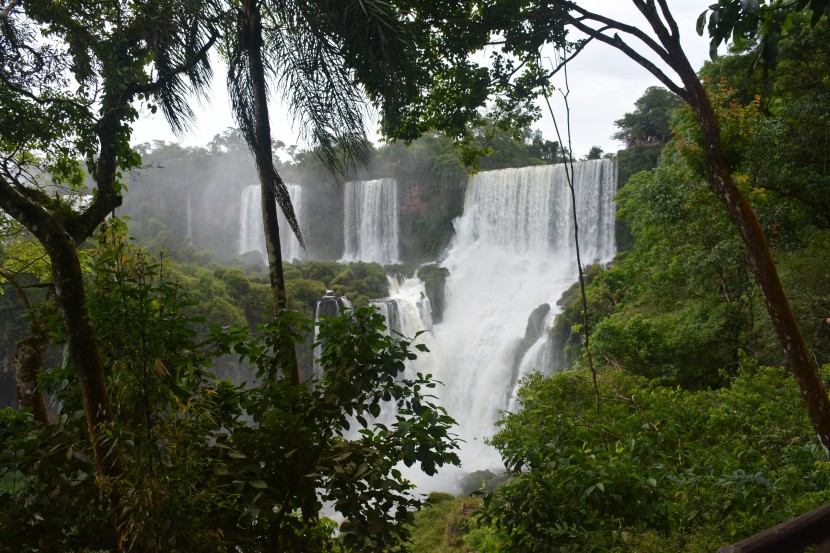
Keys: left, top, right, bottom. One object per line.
{"left": 0, "top": 176, "right": 53, "bottom": 245}
{"left": 655, "top": 0, "right": 681, "bottom": 41}
{"left": 566, "top": 16, "right": 689, "bottom": 101}
{"left": 632, "top": 0, "right": 680, "bottom": 54}
{"left": 0, "top": 268, "right": 32, "bottom": 310}
{"left": 129, "top": 31, "right": 220, "bottom": 97}
{"left": 567, "top": 2, "right": 674, "bottom": 66}
{"left": 0, "top": 0, "right": 21, "bottom": 19}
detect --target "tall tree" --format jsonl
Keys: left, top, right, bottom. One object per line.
{"left": 559, "top": 0, "right": 830, "bottom": 458}
{"left": 0, "top": 0, "right": 218, "bottom": 476}
{"left": 612, "top": 86, "right": 681, "bottom": 147}
{"left": 223, "top": 0, "right": 423, "bottom": 382}
{"left": 390, "top": 0, "right": 830, "bottom": 456}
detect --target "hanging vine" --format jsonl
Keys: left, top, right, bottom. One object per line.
{"left": 540, "top": 47, "right": 601, "bottom": 412}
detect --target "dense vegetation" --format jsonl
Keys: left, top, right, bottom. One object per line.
{"left": 3, "top": 0, "right": 830, "bottom": 551}
{"left": 0, "top": 226, "right": 460, "bottom": 551}
{"left": 434, "top": 11, "right": 830, "bottom": 553}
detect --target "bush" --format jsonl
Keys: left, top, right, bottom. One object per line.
{"left": 0, "top": 234, "right": 459, "bottom": 552}
{"left": 476, "top": 366, "right": 830, "bottom": 552}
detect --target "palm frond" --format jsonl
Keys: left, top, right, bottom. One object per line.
{"left": 263, "top": 1, "right": 372, "bottom": 178}
{"left": 141, "top": 0, "right": 219, "bottom": 136}
{"left": 227, "top": 6, "right": 304, "bottom": 249}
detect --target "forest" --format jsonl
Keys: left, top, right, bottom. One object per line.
{"left": 2, "top": 0, "right": 830, "bottom": 552}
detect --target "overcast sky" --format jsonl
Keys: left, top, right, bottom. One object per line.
{"left": 130, "top": 1, "right": 716, "bottom": 159}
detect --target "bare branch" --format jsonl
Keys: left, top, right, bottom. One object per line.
{"left": 0, "top": 0, "right": 21, "bottom": 19}
{"left": 567, "top": 2, "right": 675, "bottom": 67}
{"left": 540, "top": 34, "right": 595, "bottom": 80}
{"left": 655, "top": 0, "right": 681, "bottom": 41}
{"left": 567, "top": 16, "right": 689, "bottom": 101}
{"left": 632, "top": 0, "right": 679, "bottom": 53}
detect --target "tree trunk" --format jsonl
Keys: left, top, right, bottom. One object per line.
{"left": 0, "top": 178, "right": 122, "bottom": 474}
{"left": 14, "top": 312, "right": 52, "bottom": 425}
{"left": 565, "top": 0, "right": 830, "bottom": 457}
{"left": 242, "top": 0, "right": 301, "bottom": 385}
{"left": 670, "top": 42, "right": 830, "bottom": 457}
{"left": 43, "top": 230, "right": 123, "bottom": 475}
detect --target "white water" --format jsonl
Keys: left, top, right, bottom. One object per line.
{"left": 186, "top": 189, "right": 193, "bottom": 244}
{"left": 413, "top": 159, "right": 617, "bottom": 492}
{"left": 342, "top": 178, "right": 399, "bottom": 264}
{"left": 371, "top": 276, "right": 433, "bottom": 338}
{"left": 312, "top": 293, "right": 353, "bottom": 380}
{"left": 237, "top": 184, "right": 305, "bottom": 262}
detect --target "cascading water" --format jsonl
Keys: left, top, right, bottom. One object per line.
{"left": 237, "top": 183, "right": 305, "bottom": 262}
{"left": 418, "top": 159, "right": 617, "bottom": 491}
{"left": 342, "top": 178, "right": 399, "bottom": 264}
{"left": 371, "top": 275, "right": 433, "bottom": 338}
{"left": 312, "top": 292, "right": 353, "bottom": 380}
{"left": 186, "top": 189, "right": 193, "bottom": 245}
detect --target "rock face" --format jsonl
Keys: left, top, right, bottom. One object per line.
{"left": 316, "top": 290, "right": 348, "bottom": 319}
{"left": 510, "top": 303, "right": 552, "bottom": 385}
{"left": 309, "top": 291, "right": 353, "bottom": 380}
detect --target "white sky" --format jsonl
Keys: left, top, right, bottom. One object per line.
{"left": 130, "top": 1, "right": 715, "bottom": 158}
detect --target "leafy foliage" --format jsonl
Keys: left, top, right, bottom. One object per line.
{"left": 477, "top": 367, "right": 830, "bottom": 552}
{"left": 612, "top": 87, "right": 681, "bottom": 147}
{"left": 0, "top": 231, "right": 459, "bottom": 552}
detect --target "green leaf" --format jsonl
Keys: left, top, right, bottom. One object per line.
{"left": 697, "top": 11, "right": 707, "bottom": 36}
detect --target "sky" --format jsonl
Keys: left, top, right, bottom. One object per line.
{"left": 130, "top": 1, "right": 716, "bottom": 159}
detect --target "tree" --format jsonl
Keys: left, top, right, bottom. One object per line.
{"left": 0, "top": 0, "right": 218, "bottom": 479}
{"left": 613, "top": 86, "right": 681, "bottom": 146}
{"left": 559, "top": 1, "right": 830, "bottom": 456}
{"left": 223, "top": 0, "right": 422, "bottom": 327}
{"left": 393, "top": 0, "right": 830, "bottom": 458}
{"left": 0, "top": 218, "right": 53, "bottom": 423}
{"left": 584, "top": 145, "right": 604, "bottom": 160}
{"left": 0, "top": 233, "right": 460, "bottom": 550}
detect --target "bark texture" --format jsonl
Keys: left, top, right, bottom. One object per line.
{"left": 241, "top": 0, "right": 301, "bottom": 384}
{"left": 13, "top": 311, "right": 52, "bottom": 424}
{"left": 46, "top": 228, "right": 121, "bottom": 474}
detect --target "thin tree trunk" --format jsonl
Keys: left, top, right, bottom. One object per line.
{"left": 692, "top": 84, "right": 830, "bottom": 456}
{"left": 242, "top": 0, "right": 301, "bottom": 384}
{"left": 565, "top": 0, "right": 830, "bottom": 459}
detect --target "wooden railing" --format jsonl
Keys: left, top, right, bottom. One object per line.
{"left": 718, "top": 502, "right": 830, "bottom": 552}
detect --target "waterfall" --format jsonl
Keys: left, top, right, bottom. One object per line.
{"left": 237, "top": 184, "right": 305, "bottom": 262}
{"left": 312, "top": 292, "right": 353, "bottom": 380}
{"left": 342, "top": 178, "right": 399, "bottom": 264}
{"left": 420, "top": 159, "right": 617, "bottom": 489}
{"left": 371, "top": 275, "right": 433, "bottom": 338}
{"left": 185, "top": 189, "right": 193, "bottom": 246}
{"left": 281, "top": 184, "right": 305, "bottom": 261}
{"left": 238, "top": 185, "right": 261, "bottom": 259}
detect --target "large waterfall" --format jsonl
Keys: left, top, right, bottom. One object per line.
{"left": 238, "top": 184, "right": 305, "bottom": 262}
{"left": 418, "top": 159, "right": 617, "bottom": 489}
{"left": 342, "top": 178, "right": 399, "bottom": 264}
